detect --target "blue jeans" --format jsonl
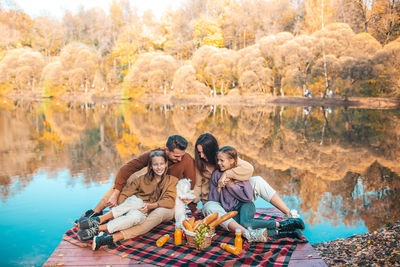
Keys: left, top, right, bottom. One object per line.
{"left": 233, "top": 202, "right": 277, "bottom": 236}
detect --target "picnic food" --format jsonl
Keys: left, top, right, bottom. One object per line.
{"left": 209, "top": 211, "right": 238, "bottom": 227}
{"left": 221, "top": 243, "right": 241, "bottom": 255}
{"left": 188, "top": 217, "right": 195, "bottom": 227}
{"left": 156, "top": 234, "right": 170, "bottom": 247}
{"left": 183, "top": 220, "right": 194, "bottom": 232}
{"left": 202, "top": 212, "right": 219, "bottom": 225}
{"left": 193, "top": 220, "right": 202, "bottom": 231}
{"left": 235, "top": 229, "right": 243, "bottom": 251}
{"left": 174, "top": 228, "right": 183, "bottom": 245}
{"left": 193, "top": 223, "right": 211, "bottom": 249}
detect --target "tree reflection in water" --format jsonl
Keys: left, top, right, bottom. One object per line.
{"left": 0, "top": 99, "right": 399, "bottom": 233}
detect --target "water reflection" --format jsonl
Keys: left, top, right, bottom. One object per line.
{"left": 1, "top": 99, "right": 399, "bottom": 234}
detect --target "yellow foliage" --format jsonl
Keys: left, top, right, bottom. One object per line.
{"left": 111, "top": 39, "right": 138, "bottom": 73}
{"left": 39, "top": 130, "right": 62, "bottom": 148}
{"left": 115, "top": 132, "right": 139, "bottom": 159}
{"left": 193, "top": 16, "right": 224, "bottom": 48}
{"left": 0, "top": 84, "right": 14, "bottom": 95}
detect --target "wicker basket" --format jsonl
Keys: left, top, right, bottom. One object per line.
{"left": 184, "top": 227, "right": 215, "bottom": 250}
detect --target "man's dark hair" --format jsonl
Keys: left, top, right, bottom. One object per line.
{"left": 166, "top": 135, "right": 188, "bottom": 151}
{"left": 195, "top": 133, "right": 219, "bottom": 175}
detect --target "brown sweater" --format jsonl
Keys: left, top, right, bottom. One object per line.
{"left": 113, "top": 148, "right": 196, "bottom": 191}
{"left": 120, "top": 174, "right": 178, "bottom": 209}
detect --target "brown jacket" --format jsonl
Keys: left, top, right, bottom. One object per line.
{"left": 113, "top": 148, "right": 196, "bottom": 191}
{"left": 120, "top": 174, "right": 178, "bottom": 209}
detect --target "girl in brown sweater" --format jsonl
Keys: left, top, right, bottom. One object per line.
{"left": 75, "top": 150, "right": 178, "bottom": 250}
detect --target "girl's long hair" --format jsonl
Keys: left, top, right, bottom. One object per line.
{"left": 195, "top": 133, "right": 219, "bottom": 175}
{"left": 217, "top": 146, "right": 238, "bottom": 168}
{"left": 145, "top": 150, "right": 168, "bottom": 198}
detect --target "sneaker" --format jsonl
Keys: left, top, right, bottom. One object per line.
{"left": 274, "top": 229, "right": 302, "bottom": 240}
{"left": 74, "top": 209, "right": 103, "bottom": 226}
{"left": 279, "top": 218, "right": 305, "bottom": 231}
{"left": 77, "top": 226, "right": 99, "bottom": 242}
{"left": 244, "top": 228, "right": 268, "bottom": 243}
{"left": 92, "top": 233, "right": 114, "bottom": 250}
{"left": 289, "top": 209, "right": 300, "bottom": 218}
{"left": 77, "top": 216, "right": 100, "bottom": 230}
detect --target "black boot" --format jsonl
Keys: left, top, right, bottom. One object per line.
{"left": 278, "top": 218, "right": 305, "bottom": 231}
{"left": 274, "top": 229, "right": 302, "bottom": 240}
{"left": 92, "top": 233, "right": 114, "bottom": 250}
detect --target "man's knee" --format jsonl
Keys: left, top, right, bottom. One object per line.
{"left": 149, "top": 207, "right": 174, "bottom": 223}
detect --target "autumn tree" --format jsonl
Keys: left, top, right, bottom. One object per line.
{"left": 373, "top": 37, "right": 400, "bottom": 95}
{"left": 124, "top": 52, "right": 177, "bottom": 97}
{"left": 279, "top": 34, "right": 320, "bottom": 95}
{"left": 0, "top": 48, "right": 44, "bottom": 93}
{"left": 237, "top": 44, "right": 273, "bottom": 94}
{"left": 41, "top": 42, "right": 99, "bottom": 96}
{"left": 258, "top": 32, "right": 294, "bottom": 95}
{"left": 367, "top": 0, "right": 400, "bottom": 44}
{"left": 193, "top": 15, "right": 224, "bottom": 48}
{"left": 304, "top": 0, "right": 337, "bottom": 33}
{"left": 32, "top": 17, "right": 65, "bottom": 57}
{"left": 172, "top": 63, "right": 208, "bottom": 95}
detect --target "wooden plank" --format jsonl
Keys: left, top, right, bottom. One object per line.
{"left": 289, "top": 259, "right": 327, "bottom": 267}
{"left": 43, "top": 240, "right": 152, "bottom": 267}
{"left": 291, "top": 243, "right": 322, "bottom": 259}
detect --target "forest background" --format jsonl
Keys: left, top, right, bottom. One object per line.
{"left": 0, "top": 0, "right": 400, "bottom": 100}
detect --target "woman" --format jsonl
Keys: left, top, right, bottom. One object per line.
{"left": 193, "top": 133, "right": 300, "bottom": 242}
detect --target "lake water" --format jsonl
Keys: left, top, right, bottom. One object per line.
{"left": 1, "top": 99, "right": 399, "bottom": 266}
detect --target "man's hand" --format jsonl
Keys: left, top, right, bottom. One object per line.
{"left": 107, "top": 189, "right": 120, "bottom": 208}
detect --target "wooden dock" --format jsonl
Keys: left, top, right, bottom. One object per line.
{"left": 44, "top": 208, "right": 326, "bottom": 266}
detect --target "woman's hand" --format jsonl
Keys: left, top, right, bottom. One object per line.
{"left": 107, "top": 189, "right": 120, "bottom": 208}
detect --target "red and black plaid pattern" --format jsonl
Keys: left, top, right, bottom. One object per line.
{"left": 64, "top": 212, "right": 306, "bottom": 266}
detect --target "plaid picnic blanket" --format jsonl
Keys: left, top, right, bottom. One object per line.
{"left": 64, "top": 212, "right": 307, "bottom": 267}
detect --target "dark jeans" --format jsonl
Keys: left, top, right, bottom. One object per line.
{"left": 233, "top": 202, "right": 277, "bottom": 237}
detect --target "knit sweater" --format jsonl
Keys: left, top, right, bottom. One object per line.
{"left": 119, "top": 174, "right": 178, "bottom": 209}
{"left": 113, "top": 148, "right": 196, "bottom": 191}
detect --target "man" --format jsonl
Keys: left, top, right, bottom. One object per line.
{"left": 78, "top": 134, "right": 196, "bottom": 241}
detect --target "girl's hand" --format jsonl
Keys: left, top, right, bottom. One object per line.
{"left": 139, "top": 203, "right": 149, "bottom": 214}
{"left": 217, "top": 172, "right": 228, "bottom": 192}
{"left": 107, "top": 189, "right": 120, "bottom": 208}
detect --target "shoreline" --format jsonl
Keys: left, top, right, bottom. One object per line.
{"left": 1, "top": 93, "right": 400, "bottom": 109}
{"left": 313, "top": 221, "right": 400, "bottom": 266}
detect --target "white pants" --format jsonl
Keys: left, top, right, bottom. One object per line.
{"left": 250, "top": 176, "right": 276, "bottom": 202}
{"left": 202, "top": 176, "right": 276, "bottom": 230}
{"left": 107, "top": 195, "right": 147, "bottom": 233}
